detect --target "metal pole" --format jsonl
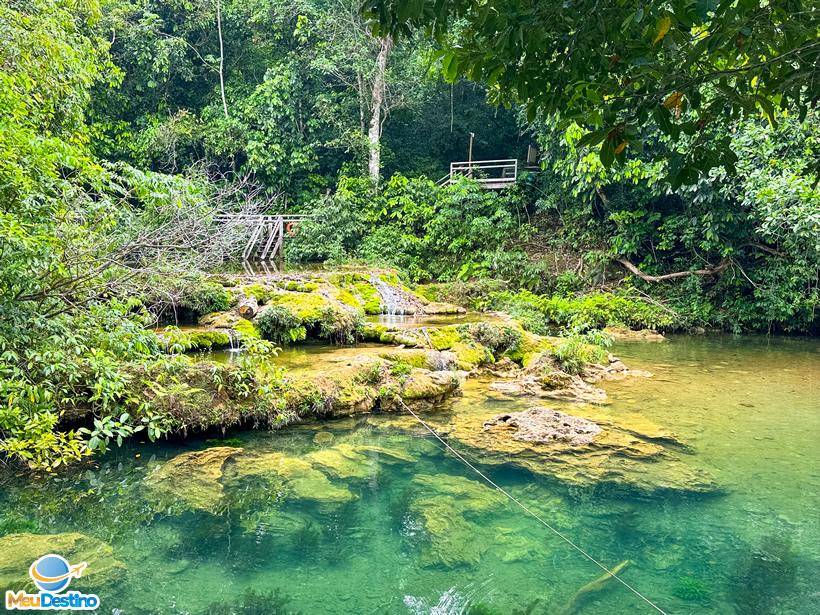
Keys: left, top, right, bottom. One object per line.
{"left": 468, "top": 132, "right": 474, "bottom": 177}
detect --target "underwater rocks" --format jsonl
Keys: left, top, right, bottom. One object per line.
{"left": 407, "top": 474, "right": 506, "bottom": 568}
{"left": 145, "top": 446, "right": 241, "bottom": 512}
{"left": 144, "top": 440, "right": 418, "bottom": 514}
{"left": 0, "top": 533, "right": 126, "bottom": 592}
{"left": 483, "top": 408, "right": 602, "bottom": 446}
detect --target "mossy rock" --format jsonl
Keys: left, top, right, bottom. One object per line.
{"left": 424, "top": 302, "right": 466, "bottom": 315}
{"left": 198, "top": 310, "right": 242, "bottom": 329}
{"left": 400, "top": 369, "right": 461, "bottom": 404}
{"left": 233, "top": 318, "right": 260, "bottom": 339}
{"left": 269, "top": 291, "right": 334, "bottom": 323}
{"left": 242, "top": 283, "right": 273, "bottom": 303}
{"left": 353, "top": 282, "right": 382, "bottom": 314}
{"left": 428, "top": 327, "right": 462, "bottom": 350}
{"left": 504, "top": 330, "right": 554, "bottom": 366}
{"left": 187, "top": 330, "right": 231, "bottom": 350}
{"left": 145, "top": 446, "right": 242, "bottom": 512}
{"left": 379, "top": 349, "right": 457, "bottom": 371}
{"left": 0, "top": 533, "right": 126, "bottom": 592}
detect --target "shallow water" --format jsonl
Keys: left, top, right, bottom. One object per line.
{"left": 1, "top": 335, "right": 818, "bottom": 614}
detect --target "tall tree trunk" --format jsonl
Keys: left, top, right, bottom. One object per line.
{"left": 216, "top": 0, "right": 228, "bottom": 118}
{"left": 368, "top": 36, "right": 392, "bottom": 181}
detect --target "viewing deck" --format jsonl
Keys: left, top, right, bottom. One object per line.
{"left": 438, "top": 159, "right": 518, "bottom": 189}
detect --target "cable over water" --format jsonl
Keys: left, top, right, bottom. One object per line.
{"left": 398, "top": 400, "right": 668, "bottom": 615}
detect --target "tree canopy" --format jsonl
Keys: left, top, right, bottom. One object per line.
{"left": 364, "top": 0, "right": 820, "bottom": 186}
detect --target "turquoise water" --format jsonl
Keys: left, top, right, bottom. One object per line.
{"left": 1, "top": 335, "right": 818, "bottom": 614}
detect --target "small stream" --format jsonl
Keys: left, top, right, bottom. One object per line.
{"left": 0, "top": 335, "right": 817, "bottom": 614}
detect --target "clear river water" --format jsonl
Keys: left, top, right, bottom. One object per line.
{"left": 0, "top": 334, "right": 818, "bottom": 614}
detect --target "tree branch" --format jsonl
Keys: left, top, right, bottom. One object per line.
{"left": 615, "top": 257, "right": 732, "bottom": 282}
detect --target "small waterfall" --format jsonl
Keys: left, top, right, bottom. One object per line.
{"left": 370, "top": 273, "right": 404, "bottom": 316}
{"left": 226, "top": 329, "right": 241, "bottom": 352}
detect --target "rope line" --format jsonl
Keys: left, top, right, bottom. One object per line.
{"left": 399, "top": 401, "right": 668, "bottom": 615}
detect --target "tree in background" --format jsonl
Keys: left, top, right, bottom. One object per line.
{"left": 364, "top": 0, "right": 819, "bottom": 187}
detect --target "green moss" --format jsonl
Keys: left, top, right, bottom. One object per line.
{"left": 270, "top": 291, "right": 333, "bottom": 323}
{"left": 362, "top": 323, "right": 388, "bottom": 341}
{"left": 187, "top": 330, "right": 231, "bottom": 350}
{"left": 301, "top": 282, "right": 319, "bottom": 292}
{"left": 450, "top": 341, "right": 490, "bottom": 368}
{"left": 354, "top": 282, "right": 382, "bottom": 314}
{"left": 336, "top": 288, "right": 363, "bottom": 309}
{"left": 379, "top": 272, "right": 401, "bottom": 286}
{"left": 506, "top": 331, "right": 553, "bottom": 366}
{"left": 428, "top": 326, "right": 461, "bottom": 350}
{"left": 233, "top": 318, "right": 260, "bottom": 340}
{"left": 243, "top": 283, "right": 271, "bottom": 303}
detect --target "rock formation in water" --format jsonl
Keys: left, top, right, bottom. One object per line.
{"left": 483, "top": 408, "right": 602, "bottom": 446}
{"left": 0, "top": 533, "right": 126, "bottom": 592}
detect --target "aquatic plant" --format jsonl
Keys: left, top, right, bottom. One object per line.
{"left": 672, "top": 576, "right": 710, "bottom": 602}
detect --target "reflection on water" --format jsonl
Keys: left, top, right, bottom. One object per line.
{"left": 0, "top": 335, "right": 817, "bottom": 614}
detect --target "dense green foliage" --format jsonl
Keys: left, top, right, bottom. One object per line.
{"left": 366, "top": 0, "right": 819, "bottom": 186}
{"left": 289, "top": 174, "right": 538, "bottom": 281}
{"left": 1, "top": 0, "right": 817, "bottom": 470}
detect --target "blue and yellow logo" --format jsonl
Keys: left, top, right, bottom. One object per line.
{"left": 5, "top": 554, "right": 99, "bottom": 611}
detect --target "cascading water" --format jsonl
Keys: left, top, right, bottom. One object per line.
{"left": 370, "top": 273, "right": 405, "bottom": 317}
{"left": 226, "top": 329, "right": 240, "bottom": 353}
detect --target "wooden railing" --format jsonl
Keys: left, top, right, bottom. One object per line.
{"left": 439, "top": 159, "right": 518, "bottom": 189}
{"left": 214, "top": 214, "right": 312, "bottom": 261}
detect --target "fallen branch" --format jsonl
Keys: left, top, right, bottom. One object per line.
{"left": 615, "top": 257, "right": 732, "bottom": 282}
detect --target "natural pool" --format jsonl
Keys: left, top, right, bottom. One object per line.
{"left": 0, "top": 335, "right": 818, "bottom": 614}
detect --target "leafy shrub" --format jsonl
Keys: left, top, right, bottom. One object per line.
{"left": 184, "top": 282, "right": 231, "bottom": 315}
{"left": 256, "top": 306, "right": 307, "bottom": 345}
{"left": 550, "top": 336, "right": 608, "bottom": 374}
{"left": 491, "top": 289, "right": 676, "bottom": 332}
{"left": 317, "top": 307, "right": 365, "bottom": 344}
{"left": 466, "top": 322, "right": 523, "bottom": 356}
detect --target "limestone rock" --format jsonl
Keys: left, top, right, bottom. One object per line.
{"left": 423, "top": 302, "right": 467, "bottom": 315}
{"left": 400, "top": 369, "right": 462, "bottom": 408}
{"left": 0, "top": 533, "right": 126, "bottom": 592}
{"left": 483, "top": 408, "right": 602, "bottom": 446}
{"left": 604, "top": 326, "right": 667, "bottom": 342}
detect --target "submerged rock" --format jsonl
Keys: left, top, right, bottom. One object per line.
{"left": 0, "top": 533, "right": 126, "bottom": 592}
{"left": 483, "top": 408, "right": 602, "bottom": 446}
{"left": 407, "top": 474, "right": 506, "bottom": 568}
{"left": 224, "top": 451, "right": 356, "bottom": 507}
{"left": 145, "top": 446, "right": 241, "bottom": 512}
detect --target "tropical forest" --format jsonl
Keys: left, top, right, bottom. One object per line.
{"left": 0, "top": 0, "right": 818, "bottom": 613}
